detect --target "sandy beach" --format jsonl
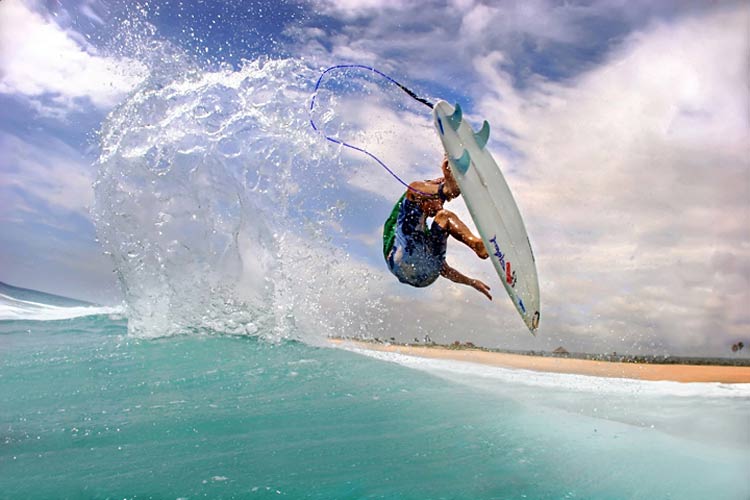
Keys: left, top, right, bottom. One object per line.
{"left": 332, "top": 340, "right": 750, "bottom": 384}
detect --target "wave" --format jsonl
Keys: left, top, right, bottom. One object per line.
{"left": 339, "top": 345, "right": 750, "bottom": 455}
{"left": 0, "top": 281, "right": 92, "bottom": 308}
{"left": 91, "top": 20, "right": 434, "bottom": 339}
{"left": 0, "top": 293, "right": 124, "bottom": 322}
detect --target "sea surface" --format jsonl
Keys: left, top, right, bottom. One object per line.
{"left": 1, "top": 287, "right": 749, "bottom": 499}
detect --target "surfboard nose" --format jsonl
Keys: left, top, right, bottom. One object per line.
{"left": 436, "top": 116, "right": 445, "bottom": 136}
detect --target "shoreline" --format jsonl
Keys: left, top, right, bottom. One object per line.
{"left": 331, "top": 339, "right": 750, "bottom": 384}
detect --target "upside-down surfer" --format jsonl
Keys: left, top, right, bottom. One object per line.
{"left": 383, "top": 155, "right": 492, "bottom": 300}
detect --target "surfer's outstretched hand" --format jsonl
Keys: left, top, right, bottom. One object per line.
{"left": 471, "top": 279, "right": 492, "bottom": 301}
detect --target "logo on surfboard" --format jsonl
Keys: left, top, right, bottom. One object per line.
{"left": 489, "top": 235, "right": 517, "bottom": 288}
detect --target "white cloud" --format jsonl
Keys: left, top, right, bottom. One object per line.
{"left": 337, "top": 100, "right": 440, "bottom": 196}
{"left": 458, "top": 0, "right": 582, "bottom": 48}
{"left": 0, "top": 0, "right": 145, "bottom": 114}
{"left": 319, "top": 0, "right": 415, "bottom": 20}
{"left": 472, "top": 6, "right": 750, "bottom": 352}
{"left": 80, "top": 3, "right": 105, "bottom": 25}
{"left": 0, "top": 131, "right": 95, "bottom": 217}
{"left": 301, "top": 2, "right": 749, "bottom": 354}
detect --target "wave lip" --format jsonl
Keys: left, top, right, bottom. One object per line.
{"left": 0, "top": 293, "right": 124, "bottom": 322}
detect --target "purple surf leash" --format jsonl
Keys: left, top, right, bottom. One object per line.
{"left": 309, "top": 64, "right": 438, "bottom": 197}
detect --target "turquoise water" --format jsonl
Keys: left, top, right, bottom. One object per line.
{"left": 1, "top": 291, "right": 749, "bottom": 499}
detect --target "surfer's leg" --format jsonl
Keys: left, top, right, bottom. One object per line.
{"left": 440, "top": 262, "right": 492, "bottom": 300}
{"left": 433, "top": 210, "right": 488, "bottom": 259}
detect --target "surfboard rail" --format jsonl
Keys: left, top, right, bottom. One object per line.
{"left": 433, "top": 101, "right": 540, "bottom": 334}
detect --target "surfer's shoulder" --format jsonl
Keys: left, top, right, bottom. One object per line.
{"left": 406, "top": 180, "right": 438, "bottom": 201}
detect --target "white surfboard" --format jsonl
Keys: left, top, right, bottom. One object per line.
{"left": 433, "top": 100, "right": 540, "bottom": 333}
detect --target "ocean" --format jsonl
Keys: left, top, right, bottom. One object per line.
{"left": 1, "top": 286, "right": 748, "bottom": 499}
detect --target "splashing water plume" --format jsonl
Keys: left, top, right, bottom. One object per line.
{"left": 94, "top": 53, "right": 390, "bottom": 339}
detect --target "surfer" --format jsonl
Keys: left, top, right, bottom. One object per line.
{"left": 383, "top": 155, "right": 492, "bottom": 300}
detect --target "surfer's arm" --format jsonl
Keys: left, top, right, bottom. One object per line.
{"left": 440, "top": 263, "right": 492, "bottom": 301}
{"left": 405, "top": 180, "right": 440, "bottom": 201}
{"left": 439, "top": 155, "right": 460, "bottom": 199}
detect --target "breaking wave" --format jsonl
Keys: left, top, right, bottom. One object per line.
{"left": 0, "top": 293, "right": 123, "bottom": 322}
{"left": 91, "top": 21, "right": 437, "bottom": 339}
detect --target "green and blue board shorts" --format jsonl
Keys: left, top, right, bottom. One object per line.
{"left": 383, "top": 194, "right": 448, "bottom": 287}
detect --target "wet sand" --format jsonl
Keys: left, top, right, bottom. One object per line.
{"left": 331, "top": 340, "right": 750, "bottom": 384}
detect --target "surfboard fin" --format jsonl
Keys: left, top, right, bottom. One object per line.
{"left": 447, "top": 103, "right": 462, "bottom": 131}
{"left": 451, "top": 149, "right": 471, "bottom": 174}
{"left": 474, "top": 120, "right": 490, "bottom": 149}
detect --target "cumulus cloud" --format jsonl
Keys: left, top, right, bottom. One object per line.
{"left": 474, "top": 6, "right": 750, "bottom": 351}
{"left": 0, "top": 127, "right": 119, "bottom": 303}
{"left": 302, "top": 1, "right": 749, "bottom": 354}
{"left": 0, "top": 0, "right": 145, "bottom": 115}
{"left": 0, "top": 131, "right": 95, "bottom": 217}
{"left": 318, "top": 0, "right": 415, "bottom": 20}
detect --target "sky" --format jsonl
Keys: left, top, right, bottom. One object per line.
{"left": 0, "top": 0, "right": 748, "bottom": 355}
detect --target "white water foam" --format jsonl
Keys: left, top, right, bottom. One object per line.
{"left": 342, "top": 345, "right": 750, "bottom": 399}
{"left": 340, "top": 344, "right": 750, "bottom": 452}
{"left": 0, "top": 293, "right": 124, "bottom": 322}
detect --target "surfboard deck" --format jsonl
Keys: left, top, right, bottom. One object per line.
{"left": 433, "top": 101, "right": 540, "bottom": 333}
